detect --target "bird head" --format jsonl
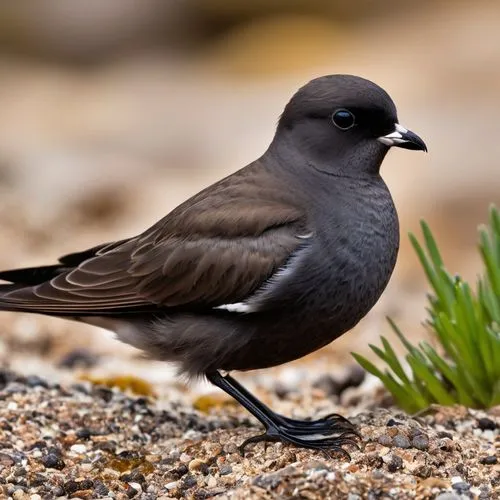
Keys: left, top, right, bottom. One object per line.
{"left": 275, "top": 74, "right": 427, "bottom": 177}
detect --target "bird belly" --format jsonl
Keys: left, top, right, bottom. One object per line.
{"left": 229, "top": 215, "right": 399, "bottom": 369}
{"left": 101, "top": 205, "right": 399, "bottom": 375}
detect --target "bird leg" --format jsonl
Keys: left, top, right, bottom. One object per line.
{"left": 206, "top": 371, "right": 359, "bottom": 457}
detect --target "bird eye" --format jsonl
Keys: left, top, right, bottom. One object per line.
{"left": 331, "top": 109, "right": 355, "bottom": 130}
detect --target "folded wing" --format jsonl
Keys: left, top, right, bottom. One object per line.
{"left": 0, "top": 165, "right": 310, "bottom": 315}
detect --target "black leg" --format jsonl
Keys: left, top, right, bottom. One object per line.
{"left": 206, "top": 371, "right": 359, "bottom": 457}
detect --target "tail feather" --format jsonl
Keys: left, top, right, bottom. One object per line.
{"left": 0, "top": 239, "right": 154, "bottom": 317}
{"left": 0, "top": 282, "right": 36, "bottom": 312}
{"left": 0, "top": 265, "right": 68, "bottom": 286}
{"left": 0, "top": 264, "right": 69, "bottom": 312}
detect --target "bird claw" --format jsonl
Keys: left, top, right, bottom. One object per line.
{"left": 238, "top": 414, "right": 360, "bottom": 458}
{"left": 207, "top": 372, "right": 360, "bottom": 459}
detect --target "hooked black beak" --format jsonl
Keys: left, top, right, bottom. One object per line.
{"left": 378, "top": 123, "right": 427, "bottom": 152}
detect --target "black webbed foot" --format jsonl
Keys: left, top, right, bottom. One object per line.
{"left": 206, "top": 371, "right": 360, "bottom": 458}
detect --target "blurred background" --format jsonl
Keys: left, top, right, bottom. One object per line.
{"left": 0, "top": 0, "right": 498, "bottom": 403}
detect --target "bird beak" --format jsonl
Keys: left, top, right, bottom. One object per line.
{"left": 378, "top": 123, "right": 427, "bottom": 152}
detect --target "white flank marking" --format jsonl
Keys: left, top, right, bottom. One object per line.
{"left": 215, "top": 302, "right": 253, "bottom": 313}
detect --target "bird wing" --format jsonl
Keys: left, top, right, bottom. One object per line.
{"left": 0, "top": 166, "right": 310, "bottom": 314}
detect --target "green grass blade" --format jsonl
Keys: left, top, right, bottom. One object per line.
{"left": 352, "top": 206, "right": 500, "bottom": 413}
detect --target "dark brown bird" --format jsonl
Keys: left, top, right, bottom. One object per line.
{"left": 0, "top": 75, "right": 426, "bottom": 455}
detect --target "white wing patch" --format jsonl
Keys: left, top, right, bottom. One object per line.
{"left": 214, "top": 302, "right": 254, "bottom": 313}
{"left": 213, "top": 238, "right": 312, "bottom": 315}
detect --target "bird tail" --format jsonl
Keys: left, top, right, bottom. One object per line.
{"left": 0, "top": 284, "right": 35, "bottom": 313}
{"left": 0, "top": 265, "right": 66, "bottom": 314}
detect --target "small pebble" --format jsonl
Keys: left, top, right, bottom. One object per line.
{"left": 411, "top": 434, "right": 429, "bottom": 451}
{"left": 182, "top": 474, "right": 198, "bottom": 488}
{"left": 438, "top": 438, "right": 454, "bottom": 452}
{"left": 25, "top": 375, "right": 49, "bottom": 388}
{"left": 386, "top": 419, "right": 402, "bottom": 427}
{"left": 219, "top": 465, "right": 232, "bottom": 476}
{"left": 312, "top": 374, "right": 341, "bottom": 396}
{"left": 0, "top": 452, "right": 16, "bottom": 466}
{"left": 64, "top": 481, "right": 79, "bottom": 495}
{"left": 6, "top": 382, "right": 27, "bottom": 394}
{"left": 76, "top": 428, "right": 92, "bottom": 440}
{"left": 126, "top": 483, "right": 140, "bottom": 498}
{"left": 477, "top": 418, "right": 497, "bottom": 431}
{"left": 188, "top": 458, "right": 206, "bottom": 472}
{"left": 377, "top": 434, "right": 392, "bottom": 447}
{"left": 70, "top": 444, "right": 87, "bottom": 454}
{"left": 452, "top": 481, "right": 471, "bottom": 493}
{"left": 80, "top": 463, "right": 94, "bottom": 472}
{"left": 58, "top": 348, "right": 98, "bottom": 369}
{"left": 169, "top": 464, "right": 189, "bottom": 478}
{"left": 41, "top": 453, "right": 65, "bottom": 470}
{"left": 435, "top": 494, "right": 462, "bottom": 500}
{"left": 165, "top": 481, "right": 179, "bottom": 490}
{"left": 392, "top": 434, "right": 411, "bottom": 449}
{"left": 479, "top": 455, "right": 497, "bottom": 465}
{"left": 128, "top": 482, "right": 143, "bottom": 494}
{"left": 437, "top": 431, "right": 453, "bottom": 439}
{"left": 93, "top": 480, "right": 109, "bottom": 496}
{"left": 387, "top": 454, "right": 403, "bottom": 473}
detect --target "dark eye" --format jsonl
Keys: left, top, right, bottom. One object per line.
{"left": 331, "top": 109, "right": 355, "bottom": 130}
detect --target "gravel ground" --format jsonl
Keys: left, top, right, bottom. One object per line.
{"left": 0, "top": 369, "right": 497, "bottom": 499}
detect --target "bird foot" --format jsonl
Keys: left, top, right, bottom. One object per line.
{"left": 206, "top": 371, "right": 360, "bottom": 458}
{"left": 239, "top": 411, "right": 360, "bottom": 458}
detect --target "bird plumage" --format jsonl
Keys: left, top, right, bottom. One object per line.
{"left": 0, "top": 74, "right": 427, "bottom": 454}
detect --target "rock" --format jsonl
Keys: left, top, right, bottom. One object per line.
{"left": 435, "top": 494, "right": 462, "bottom": 500}
{"left": 411, "top": 433, "right": 429, "bottom": 451}
{"left": 182, "top": 474, "right": 198, "bottom": 489}
{"left": 0, "top": 452, "right": 16, "bottom": 466}
{"left": 188, "top": 458, "right": 209, "bottom": 474}
{"left": 127, "top": 482, "right": 142, "bottom": 496}
{"left": 93, "top": 480, "right": 109, "bottom": 496}
{"left": 63, "top": 481, "right": 79, "bottom": 495}
{"left": 452, "top": 481, "right": 471, "bottom": 493}
{"left": 377, "top": 434, "right": 393, "bottom": 447}
{"left": 437, "top": 431, "right": 453, "bottom": 439}
{"left": 392, "top": 434, "right": 411, "bottom": 449}
{"left": 41, "top": 453, "right": 65, "bottom": 470}
{"left": 58, "top": 348, "right": 99, "bottom": 369}
{"left": 25, "top": 375, "right": 49, "bottom": 388}
{"left": 312, "top": 365, "right": 365, "bottom": 397}
{"left": 75, "top": 428, "right": 93, "bottom": 440}
{"left": 386, "top": 454, "right": 404, "bottom": 472}
{"left": 477, "top": 417, "right": 497, "bottom": 431}
{"left": 386, "top": 418, "right": 402, "bottom": 427}
{"left": 347, "top": 494, "right": 362, "bottom": 500}
{"left": 12, "top": 490, "right": 28, "bottom": 500}
{"left": 70, "top": 444, "right": 87, "bottom": 454}
{"left": 219, "top": 465, "right": 232, "bottom": 475}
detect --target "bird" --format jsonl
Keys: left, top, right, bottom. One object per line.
{"left": 0, "top": 75, "right": 427, "bottom": 456}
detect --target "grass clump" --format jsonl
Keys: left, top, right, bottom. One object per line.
{"left": 352, "top": 205, "right": 500, "bottom": 413}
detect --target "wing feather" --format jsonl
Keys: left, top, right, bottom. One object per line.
{"left": 0, "top": 163, "right": 310, "bottom": 314}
